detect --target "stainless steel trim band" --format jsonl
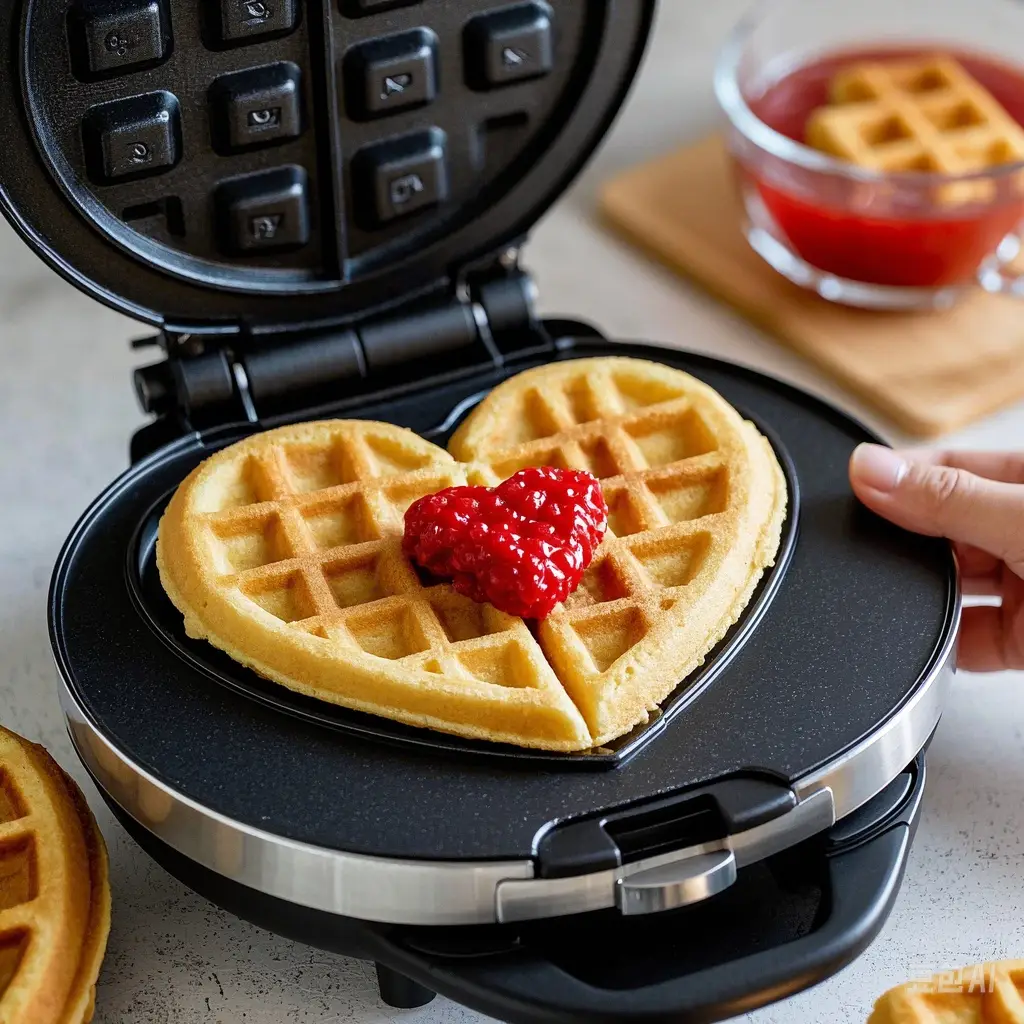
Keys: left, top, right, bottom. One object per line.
{"left": 58, "top": 602, "right": 958, "bottom": 927}
{"left": 60, "top": 681, "right": 534, "bottom": 927}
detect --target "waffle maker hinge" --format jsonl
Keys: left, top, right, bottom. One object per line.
{"left": 128, "top": 263, "right": 542, "bottom": 462}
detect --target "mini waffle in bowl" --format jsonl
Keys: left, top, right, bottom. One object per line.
{"left": 0, "top": 726, "right": 110, "bottom": 1024}
{"left": 156, "top": 356, "right": 787, "bottom": 752}
{"left": 807, "top": 54, "right": 1024, "bottom": 203}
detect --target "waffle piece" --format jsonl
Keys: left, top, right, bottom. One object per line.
{"left": 868, "top": 960, "right": 1024, "bottom": 1022}
{"left": 157, "top": 358, "right": 787, "bottom": 751}
{"left": 806, "top": 54, "right": 1024, "bottom": 202}
{"left": 450, "top": 357, "right": 786, "bottom": 744}
{"left": 0, "top": 726, "right": 111, "bottom": 1024}
{"left": 158, "top": 419, "right": 593, "bottom": 749}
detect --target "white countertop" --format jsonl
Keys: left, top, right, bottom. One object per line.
{"left": 4, "top": 3, "right": 1024, "bottom": 1022}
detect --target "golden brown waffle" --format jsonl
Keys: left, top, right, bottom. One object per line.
{"left": 806, "top": 54, "right": 1024, "bottom": 201}
{"left": 0, "top": 726, "right": 111, "bottom": 1024}
{"left": 449, "top": 358, "right": 787, "bottom": 744}
{"left": 869, "top": 960, "right": 1024, "bottom": 1022}
{"left": 157, "top": 356, "right": 786, "bottom": 751}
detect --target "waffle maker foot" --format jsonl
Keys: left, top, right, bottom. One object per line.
{"left": 375, "top": 965, "right": 437, "bottom": 1009}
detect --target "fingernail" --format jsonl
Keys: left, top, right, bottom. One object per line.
{"left": 851, "top": 444, "right": 908, "bottom": 493}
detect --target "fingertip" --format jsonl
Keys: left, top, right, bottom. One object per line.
{"left": 850, "top": 443, "right": 908, "bottom": 494}
{"left": 847, "top": 446, "right": 942, "bottom": 538}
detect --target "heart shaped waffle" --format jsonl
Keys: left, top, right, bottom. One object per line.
{"left": 157, "top": 356, "right": 787, "bottom": 751}
{"left": 0, "top": 726, "right": 111, "bottom": 1024}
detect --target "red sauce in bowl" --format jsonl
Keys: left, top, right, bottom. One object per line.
{"left": 744, "top": 49, "right": 1024, "bottom": 287}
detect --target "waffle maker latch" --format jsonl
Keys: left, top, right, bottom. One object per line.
{"left": 496, "top": 782, "right": 835, "bottom": 921}
{"left": 616, "top": 848, "right": 737, "bottom": 916}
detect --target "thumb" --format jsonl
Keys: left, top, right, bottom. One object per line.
{"left": 850, "top": 443, "right": 1024, "bottom": 563}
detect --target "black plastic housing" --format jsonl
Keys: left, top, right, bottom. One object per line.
{"left": 98, "top": 751, "right": 927, "bottom": 1024}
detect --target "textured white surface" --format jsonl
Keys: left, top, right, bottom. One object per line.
{"left": 2, "top": 3, "right": 1024, "bottom": 1022}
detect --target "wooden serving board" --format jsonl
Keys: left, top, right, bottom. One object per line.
{"left": 598, "top": 134, "right": 1024, "bottom": 438}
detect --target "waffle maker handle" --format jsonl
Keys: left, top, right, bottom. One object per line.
{"left": 387, "top": 759, "right": 925, "bottom": 1024}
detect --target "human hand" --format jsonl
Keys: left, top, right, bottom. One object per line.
{"left": 849, "top": 444, "right": 1024, "bottom": 671}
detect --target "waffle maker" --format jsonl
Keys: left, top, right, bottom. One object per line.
{"left": 1, "top": 0, "right": 959, "bottom": 1020}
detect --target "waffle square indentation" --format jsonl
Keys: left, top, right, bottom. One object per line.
{"left": 210, "top": 513, "right": 293, "bottom": 573}
{"left": 365, "top": 435, "right": 437, "bottom": 478}
{"left": 565, "top": 558, "right": 630, "bottom": 610}
{"left": 429, "top": 592, "right": 505, "bottom": 643}
{"left": 627, "top": 409, "right": 715, "bottom": 467}
{"left": 491, "top": 447, "right": 567, "bottom": 480}
{"left": 347, "top": 604, "right": 430, "bottom": 660}
{"left": 323, "top": 555, "right": 385, "bottom": 610}
{"left": 833, "top": 77, "right": 879, "bottom": 103}
{"left": 0, "top": 839, "right": 36, "bottom": 912}
{"left": 0, "top": 932, "right": 27, "bottom": 995}
{"left": 195, "top": 454, "right": 275, "bottom": 512}
{"left": 573, "top": 609, "right": 647, "bottom": 674}
{"left": 612, "top": 370, "right": 686, "bottom": 411}
{"left": 282, "top": 441, "right": 355, "bottom": 493}
{"left": 302, "top": 494, "right": 377, "bottom": 549}
{"left": 1002, "top": 964, "right": 1024, "bottom": 997}
{"left": 648, "top": 468, "right": 727, "bottom": 523}
{"left": 981, "top": 139, "right": 1020, "bottom": 164}
{"left": 578, "top": 437, "right": 622, "bottom": 479}
{"left": 604, "top": 488, "right": 645, "bottom": 538}
{"left": 563, "top": 377, "right": 602, "bottom": 424}
{"left": 242, "top": 571, "right": 317, "bottom": 623}
{"left": 630, "top": 533, "right": 711, "bottom": 589}
{"left": 458, "top": 642, "right": 535, "bottom": 688}
{"left": 926, "top": 99, "right": 986, "bottom": 132}
{"left": 861, "top": 114, "right": 912, "bottom": 147}
{"left": 896, "top": 66, "right": 952, "bottom": 94}
{"left": 0, "top": 773, "right": 25, "bottom": 826}
{"left": 917, "top": 993, "right": 986, "bottom": 1016}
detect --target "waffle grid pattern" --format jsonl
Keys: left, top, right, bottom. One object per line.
{"left": 197, "top": 370, "right": 729, "bottom": 696}
{"left": 869, "top": 960, "right": 1024, "bottom": 1022}
{"left": 463, "top": 372, "right": 730, "bottom": 684}
{"left": 0, "top": 729, "right": 109, "bottom": 1024}
{"left": 160, "top": 356, "right": 787, "bottom": 749}
{"left": 806, "top": 55, "right": 1024, "bottom": 193}
{"left": 0, "top": 768, "right": 33, "bottom": 997}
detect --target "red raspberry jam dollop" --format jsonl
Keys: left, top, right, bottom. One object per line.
{"left": 402, "top": 466, "right": 608, "bottom": 620}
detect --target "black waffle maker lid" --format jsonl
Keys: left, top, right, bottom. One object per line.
{"left": 1, "top": 0, "right": 652, "bottom": 328}
{"left": 2, "top": 2, "right": 960, "bottom": 1020}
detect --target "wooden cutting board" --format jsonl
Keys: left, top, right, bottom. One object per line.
{"left": 598, "top": 134, "right": 1024, "bottom": 438}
